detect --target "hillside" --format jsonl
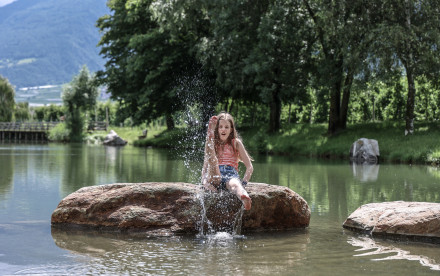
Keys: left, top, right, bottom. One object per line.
{"left": 0, "top": 0, "right": 109, "bottom": 89}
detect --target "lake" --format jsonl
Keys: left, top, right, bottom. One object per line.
{"left": 0, "top": 143, "right": 439, "bottom": 275}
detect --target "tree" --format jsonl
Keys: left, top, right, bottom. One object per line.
{"left": 62, "top": 65, "right": 98, "bottom": 142}
{"left": 14, "top": 102, "right": 30, "bottom": 121}
{"left": 96, "top": 0, "right": 202, "bottom": 130}
{"left": 302, "top": 0, "right": 374, "bottom": 134}
{"left": 244, "top": 0, "right": 313, "bottom": 132}
{"left": 0, "top": 75, "right": 15, "bottom": 122}
{"left": 198, "top": 0, "right": 312, "bottom": 132}
{"left": 368, "top": 0, "right": 440, "bottom": 134}
{"left": 33, "top": 104, "right": 65, "bottom": 122}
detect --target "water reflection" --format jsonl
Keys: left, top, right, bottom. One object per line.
{"left": 352, "top": 164, "right": 380, "bottom": 182}
{"left": 0, "top": 151, "right": 14, "bottom": 202}
{"left": 61, "top": 145, "right": 98, "bottom": 195}
{"left": 348, "top": 235, "right": 440, "bottom": 271}
{"left": 327, "top": 166, "right": 349, "bottom": 220}
{"left": 51, "top": 227, "right": 310, "bottom": 275}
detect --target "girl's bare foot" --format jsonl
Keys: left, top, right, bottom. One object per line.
{"left": 240, "top": 194, "right": 252, "bottom": 210}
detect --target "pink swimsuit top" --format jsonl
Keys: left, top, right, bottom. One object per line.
{"left": 217, "top": 139, "right": 239, "bottom": 170}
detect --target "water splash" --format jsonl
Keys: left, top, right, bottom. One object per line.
{"left": 232, "top": 206, "right": 244, "bottom": 235}
{"left": 173, "top": 72, "right": 244, "bottom": 237}
{"left": 173, "top": 70, "right": 217, "bottom": 184}
{"left": 173, "top": 72, "right": 217, "bottom": 236}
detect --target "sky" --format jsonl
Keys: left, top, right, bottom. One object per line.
{"left": 0, "top": 0, "right": 17, "bottom": 8}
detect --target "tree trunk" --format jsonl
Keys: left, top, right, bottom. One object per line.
{"left": 166, "top": 114, "right": 175, "bottom": 130}
{"left": 404, "top": 0, "right": 415, "bottom": 135}
{"left": 340, "top": 70, "right": 354, "bottom": 129}
{"left": 405, "top": 65, "right": 415, "bottom": 135}
{"left": 269, "top": 87, "right": 281, "bottom": 133}
{"left": 327, "top": 58, "right": 344, "bottom": 135}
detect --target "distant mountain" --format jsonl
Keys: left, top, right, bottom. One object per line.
{"left": 0, "top": 0, "right": 109, "bottom": 88}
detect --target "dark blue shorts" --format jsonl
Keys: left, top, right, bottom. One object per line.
{"left": 218, "top": 165, "right": 240, "bottom": 191}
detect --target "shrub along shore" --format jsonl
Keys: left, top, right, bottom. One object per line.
{"left": 77, "top": 121, "right": 440, "bottom": 165}
{"left": 123, "top": 121, "right": 440, "bottom": 165}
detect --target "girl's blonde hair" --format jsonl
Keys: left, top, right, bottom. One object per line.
{"left": 214, "top": 112, "right": 252, "bottom": 161}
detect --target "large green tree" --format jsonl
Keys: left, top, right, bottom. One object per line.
{"left": 197, "top": 0, "right": 312, "bottom": 132}
{"left": 0, "top": 76, "right": 15, "bottom": 122}
{"left": 96, "top": 0, "right": 203, "bottom": 130}
{"left": 302, "top": 0, "right": 374, "bottom": 135}
{"left": 367, "top": 0, "right": 440, "bottom": 134}
{"left": 62, "top": 65, "right": 98, "bottom": 142}
{"left": 245, "top": 1, "right": 313, "bottom": 132}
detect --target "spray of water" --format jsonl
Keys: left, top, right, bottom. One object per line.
{"left": 173, "top": 71, "right": 244, "bottom": 238}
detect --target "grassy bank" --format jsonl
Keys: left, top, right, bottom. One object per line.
{"left": 117, "top": 121, "right": 440, "bottom": 164}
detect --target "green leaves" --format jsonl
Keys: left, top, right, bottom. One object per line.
{"left": 0, "top": 75, "right": 15, "bottom": 122}
{"left": 62, "top": 65, "right": 98, "bottom": 141}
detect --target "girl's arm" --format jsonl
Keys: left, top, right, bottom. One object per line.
{"left": 236, "top": 139, "right": 253, "bottom": 182}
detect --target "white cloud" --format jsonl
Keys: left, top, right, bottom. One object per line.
{"left": 0, "top": 0, "right": 17, "bottom": 8}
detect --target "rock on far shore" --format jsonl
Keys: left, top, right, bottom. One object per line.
{"left": 103, "top": 130, "right": 127, "bottom": 146}
{"left": 51, "top": 182, "right": 311, "bottom": 236}
{"left": 343, "top": 201, "right": 440, "bottom": 243}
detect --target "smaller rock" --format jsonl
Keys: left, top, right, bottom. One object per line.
{"left": 343, "top": 201, "right": 440, "bottom": 243}
{"left": 350, "top": 138, "right": 380, "bottom": 164}
{"left": 103, "top": 130, "right": 127, "bottom": 146}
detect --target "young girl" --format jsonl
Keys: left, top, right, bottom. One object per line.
{"left": 201, "top": 112, "right": 253, "bottom": 210}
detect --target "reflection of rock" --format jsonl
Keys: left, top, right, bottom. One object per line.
{"left": 347, "top": 235, "right": 440, "bottom": 271}
{"left": 350, "top": 138, "right": 380, "bottom": 164}
{"left": 103, "top": 130, "right": 127, "bottom": 146}
{"left": 51, "top": 182, "right": 310, "bottom": 236}
{"left": 343, "top": 201, "right": 440, "bottom": 243}
{"left": 352, "top": 164, "right": 380, "bottom": 182}
{"left": 51, "top": 227, "right": 128, "bottom": 255}
{"left": 51, "top": 227, "right": 311, "bottom": 275}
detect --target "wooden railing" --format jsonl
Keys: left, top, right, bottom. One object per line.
{"left": 0, "top": 122, "right": 59, "bottom": 132}
{"left": 88, "top": 121, "right": 108, "bottom": 131}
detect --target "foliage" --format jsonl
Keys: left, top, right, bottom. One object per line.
{"left": 48, "top": 122, "right": 70, "bottom": 142}
{"left": 0, "top": 75, "right": 15, "bottom": 121}
{"left": 366, "top": 0, "right": 440, "bottom": 134}
{"left": 62, "top": 65, "right": 98, "bottom": 142}
{"left": 33, "top": 104, "right": 65, "bottom": 122}
{"left": 14, "top": 102, "right": 30, "bottom": 121}
{"left": 141, "top": 121, "right": 440, "bottom": 164}
{"left": 96, "top": 0, "right": 209, "bottom": 130}
{"left": 93, "top": 0, "right": 440, "bottom": 137}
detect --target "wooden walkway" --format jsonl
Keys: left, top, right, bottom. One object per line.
{"left": 0, "top": 122, "right": 59, "bottom": 141}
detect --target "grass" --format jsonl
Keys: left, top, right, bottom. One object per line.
{"left": 128, "top": 121, "right": 440, "bottom": 165}
{"left": 88, "top": 125, "right": 167, "bottom": 145}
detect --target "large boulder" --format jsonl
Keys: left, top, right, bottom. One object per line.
{"left": 103, "top": 130, "right": 127, "bottom": 146}
{"left": 343, "top": 201, "right": 440, "bottom": 243}
{"left": 51, "top": 182, "right": 310, "bottom": 236}
{"left": 350, "top": 138, "right": 380, "bottom": 164}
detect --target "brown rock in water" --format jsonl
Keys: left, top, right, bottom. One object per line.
{"left": 51, "top": 182, "right": 310, "bottom": 236}
{"left": 343, "top": 201, "right": 440, "bottom": 243}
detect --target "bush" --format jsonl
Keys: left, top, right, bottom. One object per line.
{"left": 48, "top": 122, "right": 70, "bottom": 142}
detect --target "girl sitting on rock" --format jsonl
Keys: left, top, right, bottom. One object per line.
{"left": 201, "top": 112, "right": 253, "bottom": 210}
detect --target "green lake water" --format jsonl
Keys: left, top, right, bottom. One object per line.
{"left": 0, "top": 143, "right": 439, "bottom": 275}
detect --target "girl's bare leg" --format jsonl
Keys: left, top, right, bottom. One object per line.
{"left": 226, "top": 178, "right": 252, "bottom": 210}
